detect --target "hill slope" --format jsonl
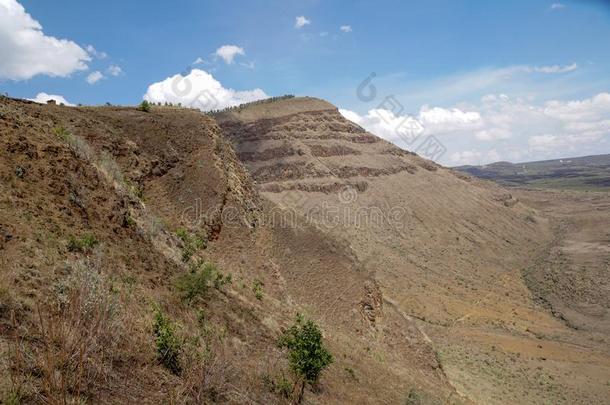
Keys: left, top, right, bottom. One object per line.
{"left": 455, "top": 154, "right": 610, "bottom": 191}
{"left": 1, "top": 95, "right": 609, "bottom": 404}
{"left": 216, "top": 96, "right": 610, "bottom": 405}
{"left": 0, "top": 96, "right": 456, "bottom": 404}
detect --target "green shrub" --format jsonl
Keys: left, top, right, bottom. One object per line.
{"left": 53, "top": 125, "right": 72, "bottom": 142}
{"left": 263, "top": 374, "right": 292, "bottom": 398}
{"left": 67, "top": 234, "right": 98, "bottom": 252}
{"left": 278, "top": 314, "right": 333, "bottom": 403}
{"left": 275, "top": 376, "right": 292, "bottom": 398}
{"left": 2, "top": 390, "right": 22, "bottom": 405}
{"left": 152, "top": 308, "right": 181, "bottom": 374}
{"left": 139, "top": 100, "right": 151, "bottom": 112}
{"left": 175, "top": 229, "right": 207, "bottom": 262}
{"left": 176, "top": 228, "right": 189, "bottom": 242}
{"left": 252, "top": 280, "right": 264, "bottom": 300}
{"left": 176, "top": 261, "right": 230, "bottom": 303}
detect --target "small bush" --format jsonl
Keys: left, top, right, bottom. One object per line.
{"left": 176, "top": 261, "right": 230, "bottom": 303}
{"left": 175, "top": 229, "right": 207, "bottom": 262}
{"left": 252, "top": 280, "right": 264, "bottom": 300}
{"left": 278, "top": 314, "right": 333, "bottom": 403}
{"left": 53, "top": 126, "right": 93, "bottom": 159}
{"left": 139, "top": 100, "right": 151, "bottom": 112}
{"left": 33, "top": 259, "right": 121, "bottom": 402}
{"left": 53, "top": 125, "right": 72, "bottom": 142}
{"left": 152, "top": 308, "right": 182, "bottom": 374}
{"left": 67, "top": 233, "right": 98, "bottom": 252}
{"left": 263, "top": 374, "right": 292, "bottom": 398}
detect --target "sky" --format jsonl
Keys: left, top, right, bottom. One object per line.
{"left": 1, "top": 0, "right": 610, "bottom": 166}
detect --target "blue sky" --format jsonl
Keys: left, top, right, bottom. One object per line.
{"left": 1, "top": 0, "right": 610, "bottom": 165}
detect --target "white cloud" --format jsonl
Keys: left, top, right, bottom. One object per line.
{"left": 340, "top": 25, "right": 352, "bottom": 33}
{"left": 450, "top": 149, "right": 501, "bottom": 166}
{"left": 531, "top": 63, "right": 577, "bottom": 74}
{"left": 339, "top": 105, "right": 480, "bottom": 144}
{"left": 0, "top": 0, "right": 90, "bottom": 80}
{"left": 340, "top": 92, "right": 610, "bottom": 165}
{"left": 28, "top": 92, "right": 74, "bottom": 106}
{"left": 418, "top": 106, "right": 482, "bottom": 133}
{"left": 193, "top": 57, "right": 205, "bottom": 65}
{"left": 86, "top": 71, "right": 104, "bottom": 84}
{"left": 339, "top": 108, "right": 424, "bottom": 145}
{"left": 143, "top": 69, "right": 268, "bottom": 111}
{"left": 215, "top": 45, "right": 245, "bottom": 65}
{"left": 86, "top": 45, "right": 107, "bottom": 59}
{"left": 550, "top": 3, "right": 565, "bottom": 10}
{"left": 107, "top": 65, "right": 122, "bottom": 76}
{"left": 543, "top": 92, "right": 610, "bottom": 121}
{"left": 475, "top": 128, "right": 512, "bottom": 141}
{"left": 295, "top": 16, "right": 311, "bottom": 29}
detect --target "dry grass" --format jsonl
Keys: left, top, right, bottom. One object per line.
{"left": 3, "top": 255, "right": 122, "bottom": 403}
{"left": 175, "top": 339, "right": 238, "bottom": 403}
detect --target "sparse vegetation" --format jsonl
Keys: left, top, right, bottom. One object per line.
{"left": 12, "top": 259, "right": 123, "bottom": 403}
{"left": 139, "top": 100, "right": 151, "bottom": 112}
{"left": 53, "top": 125, "right": 71, "bottom": 142}
{"left": 205, "top": 94, "right": 295, "bottom": 115}
{"left": 176, "top": 228, "right": 207, "bottom": 262}
{"left": 53, "top": 125, "right": 93, "bottom": 159}
{"left": 278, "top": 314, "right": 333, "bottom": 403}
{"left": 176, "top": 261, "right": 231, "bottom": 303}
{"left": 263, "top": 374, "right": 292, "bottom": 398}
{"left": 152, "top": 307, "right": 182, "bottom": 374}
{"left": 405, "top": 388, "right": 422, "bottom": 405}
{"left": 344, "top": 366, "right": 358, "bottom": 381}
{"left": 67, "top": 233, "right": 98, "bottom": 252}
{"left": 252, "top": 279, "right": 264, "bottom": 300}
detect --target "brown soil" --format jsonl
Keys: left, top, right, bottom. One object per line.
{"left": 1, "top": 95, "right": 608, "bottom": 404}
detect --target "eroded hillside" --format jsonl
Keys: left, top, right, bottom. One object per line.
{"left": 1, "top": 95, "right": 608, "bottom": 404}
{"left": 216, "top": 96, "right": 610, "bottom": 405}
{"left": 0, "top": 97, "right": 458, "bottom": 404}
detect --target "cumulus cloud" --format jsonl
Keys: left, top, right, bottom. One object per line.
{"left": 215, "top": 45, "right": 245, "bottom": 65}
{"left": 86, "top": 71, "right": 104, "bottom": 84}
{"left": 107, "top": 65, "right": 122, "bottom": 76}
{"left": 0, "top": 0, "right": 90, "bottom": 80}
{"left": 339, "top": 108, "right": 424, "bottom": 145}
{"left": 340, "top": 105, "right": 480, "bottom": 143}
{"left": 340, "top": 25, "right": 352, "bottom": 33}
{"left": 295, "top": 16, "right": 311, "bottom": 29}
{"left": 28, "top": 92, "right": 74, "bottom": 106}
{"left": 143, "top": 69, "right": 268, "bottom": 111}
{"left": 418, "top": 106, "right": 482, "bottom": 133}
{"left": 340, "top": 92, "right": 610, "bottom": 165}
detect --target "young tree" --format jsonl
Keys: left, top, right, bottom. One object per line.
{"left": 278, "top": 314, "right": 333, "bottom": 403}
{"left": 139, "top": 100, "right": 151, "bottom": 112}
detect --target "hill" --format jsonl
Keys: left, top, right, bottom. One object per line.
{"left": 455, "top": 154, "right": 610, "bottom": 191}
{"left": 1, "top": 95, "right": 609, "bottom": 404}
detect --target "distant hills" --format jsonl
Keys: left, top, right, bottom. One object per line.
{"left": 455, "top": 154, "right": 610, "bottom": 191}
